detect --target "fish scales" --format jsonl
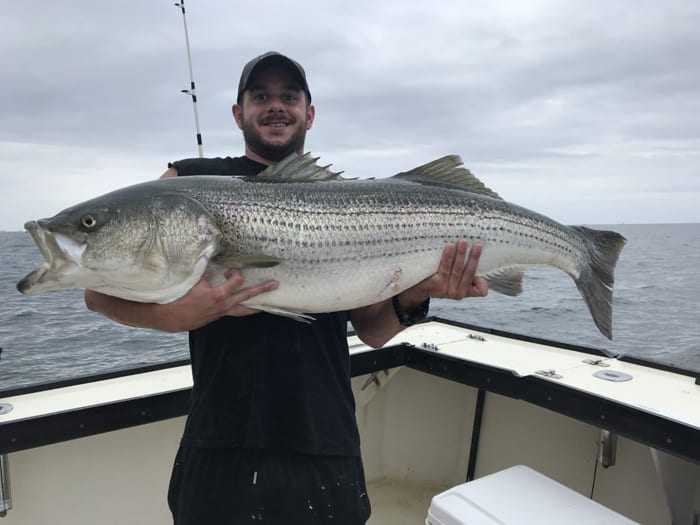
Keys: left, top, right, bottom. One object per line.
{"left": 176, "top": 178, "right": 586, "bottom": 315}
{"left": 187, "top": 179, "right": 480, "bottom": 265}
{"left": 17, "top": 153, "right": 626, "bottom": 338}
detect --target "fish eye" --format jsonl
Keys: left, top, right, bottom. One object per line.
{"left": 80, "top": 214, "right": 98, "bottom": 229}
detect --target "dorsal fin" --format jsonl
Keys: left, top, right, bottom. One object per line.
{"left": 251, "top": 152, "right": 345, "bottom": 182}
{"left": 392, "top": 155, "right": 501, "bottom": 199}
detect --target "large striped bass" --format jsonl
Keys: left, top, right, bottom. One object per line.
{"left": 17, "top": 153, "right": 626, "bottom": 338}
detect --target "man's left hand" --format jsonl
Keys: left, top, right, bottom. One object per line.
{"left": 427, "top": 239, "right": 488, "bottom": 299}
{"left": 402, "top": 239, "right": 488, "bottom": 306}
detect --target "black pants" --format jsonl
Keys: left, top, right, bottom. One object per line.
{"left": 168, "top": 446, "right": 371, "bottom": 524}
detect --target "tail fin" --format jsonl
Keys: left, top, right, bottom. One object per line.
{"left": 571, "top": 226, "right": 627, "bottom": 340}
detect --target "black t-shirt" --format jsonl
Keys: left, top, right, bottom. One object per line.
{"left": 170, "top": 156, "right": 361, "bottom": 456}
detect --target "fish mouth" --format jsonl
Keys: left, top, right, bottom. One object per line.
{"left": 16, "top": 221, "right": 85, "bottom": 294}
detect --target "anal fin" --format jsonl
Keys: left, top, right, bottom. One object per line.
{"left": 483, "top": 265, "right": 532, "bottom": 296}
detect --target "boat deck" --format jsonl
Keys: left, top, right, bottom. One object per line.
{"left": 1, "top": 318, "right": 698, "bottom": 524}
{"left": 367, "top": 479, "right": 442, "bottom": 525}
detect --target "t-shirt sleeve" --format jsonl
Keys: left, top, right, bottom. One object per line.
{"left": 168, "top": 157, "right": 239, "bottom": 176}
{"left": 167, "top": 156, "right": 266, "bottom": 177}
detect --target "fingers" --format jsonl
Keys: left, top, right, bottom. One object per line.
{"left": 458, "top": 241, "right": 484, "bottom": 297}
{"left": 230, "top": 279, "right": 278, "bottom": 305}
{"left": 448, "top": 239, "right": 469, "bottom": 297}
{"left": 219, "top": 269, "right": 245, "bottom": 292}
{"left": 436, "top": 239, "right": 487, "bottom": 300}
{"left": 473, "top": 276, "right": 489, "bottom": 297}
{"left": 216, "top": 269, "right": 277, "bottom": 316}
{"left": 437, "top": 242, "right": 457, "bottom": 281}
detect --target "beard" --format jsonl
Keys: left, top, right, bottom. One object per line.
{"left": 240, "top": 116, "right": 308, "bottom": 162}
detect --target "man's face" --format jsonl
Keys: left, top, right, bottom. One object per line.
{"left": 233, "top": 66, "right": 315, "bottom": 162}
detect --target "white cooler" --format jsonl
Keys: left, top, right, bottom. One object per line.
{"left": 426, "top": 465, "right": 638, "bottom": 525}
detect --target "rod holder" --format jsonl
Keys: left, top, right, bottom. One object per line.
{"left": 0, "top": 454, "right": 11, "bottom": 517}
{"left": 598, "top": 429, "right": 617, "bottom": 468}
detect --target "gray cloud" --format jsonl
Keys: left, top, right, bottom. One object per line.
{"left": 1, "top": 0, "right": 699, "bottom": 230}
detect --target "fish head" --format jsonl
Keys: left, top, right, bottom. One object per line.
{"left": 17, "top": 186, "right": 221, "bottom": 303}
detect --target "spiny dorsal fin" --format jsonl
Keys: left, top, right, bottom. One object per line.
{"left": 392, "top": 155, "right": 501, "bottom": 199}
{"left": 251, "top": 152, "right": 346, "bottom": 182}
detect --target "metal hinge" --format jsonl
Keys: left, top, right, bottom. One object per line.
{"left": 583, "top": 358, "right": 610, "bottom": 367}
{"left": 535, "top": 369, "right": 563, "bottom": 380}
{"left": 421, "top": 342, "right": 440, "bottom": 352}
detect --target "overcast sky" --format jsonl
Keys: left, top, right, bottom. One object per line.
{"left": 1, "top": 0, "right": 698, "bottom": 231}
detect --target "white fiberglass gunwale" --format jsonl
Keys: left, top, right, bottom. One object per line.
{"left": 0, "top": 318, "right": 698, "bottom": 463}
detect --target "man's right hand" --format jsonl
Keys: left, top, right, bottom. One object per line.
{"left": 199, "top": 269, "right": 279, "bottom": 321}
{"left": 84, "top": 270, "right": 278, "bottom": 332}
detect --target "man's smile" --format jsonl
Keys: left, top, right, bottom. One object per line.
{"left": 261, "top": 118, "right": 292, "bottom": 128}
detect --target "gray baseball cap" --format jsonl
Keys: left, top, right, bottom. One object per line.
{"left": 237, "top": 51, "right": 311, "bottom": 103}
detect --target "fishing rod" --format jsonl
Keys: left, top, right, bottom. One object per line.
{"left": 174, "top": 0, "right": 204, "bottom": 157}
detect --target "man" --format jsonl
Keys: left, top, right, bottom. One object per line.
{"left": 85, "top": 51, "right": 488, "bottom": 524}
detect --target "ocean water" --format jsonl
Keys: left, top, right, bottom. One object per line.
{"left": 0, "top": 223, "right": 698, "bottom": 391}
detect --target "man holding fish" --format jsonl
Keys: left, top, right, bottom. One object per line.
{"left": 84, "top": 52, "right": 488, "bottom": 524}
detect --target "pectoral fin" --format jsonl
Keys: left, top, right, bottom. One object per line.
{"left": 215, "top": 254, "right": 283, "bottom": 269}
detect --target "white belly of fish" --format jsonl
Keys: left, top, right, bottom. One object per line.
{"left": 238, "top": 249, "right": 444, "bottom": 314}
{"left": 214, "top": 237, "right": 580, "bottom": 317}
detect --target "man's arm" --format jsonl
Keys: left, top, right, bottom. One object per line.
{"left": 161, "top": 167, "right": 178, "bottom": 179}
{"left": 84, "top": 270, "right": 278, "bottom": 332}
{"left": 349, "top": 240, "right": 488, "bottom": 348}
